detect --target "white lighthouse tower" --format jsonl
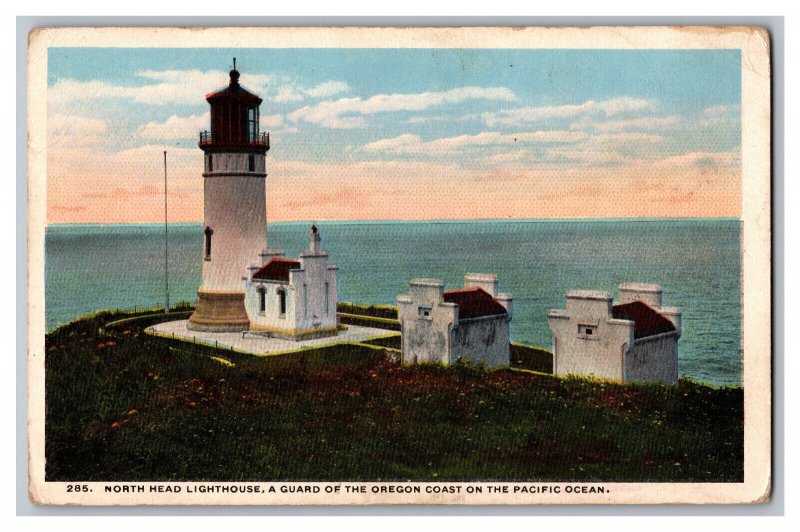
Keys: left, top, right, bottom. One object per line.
{"left": 188, "top": 61, "right": 270, "bottom": 331}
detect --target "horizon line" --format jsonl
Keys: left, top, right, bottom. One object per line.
{"left": 46, "top": 215, "right": 742, "bottom": 228}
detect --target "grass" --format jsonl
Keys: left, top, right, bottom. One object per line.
{"left": 45, "top": 312, "right": 743, "bottom": 483}
{"left": 360, "top": 334, "right": 402, "bottom": 350}
{"left": 337, "top": 302, "right": 399, "bottom": 320}
{"left": 510, "top": 343, "right": 553, "bottom": 374}
{"left": 336, "top": 302, "right": 401, "bottom": 330}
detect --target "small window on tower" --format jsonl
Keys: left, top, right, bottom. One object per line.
{"left": 248, "top": 154, "right": 255, "bottom": 172}
{"left": 204, "top": 226, "right": 214, "bottom": 260}
{"left": 578, "top": 324, "right": 598, "bottom": 339}
{"left": 208, "top": 155, "right": 213, "bottom": 172}
{"left": 418, "top": 306, "right": 432, "bottom": 319}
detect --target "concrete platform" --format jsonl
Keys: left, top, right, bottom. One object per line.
{"left": 147, "top": 320, "right": 396, "bottom": 356}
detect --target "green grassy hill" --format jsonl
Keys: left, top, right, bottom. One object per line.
{"left": 44, "top": 310, "right": 743, "bottom": 482}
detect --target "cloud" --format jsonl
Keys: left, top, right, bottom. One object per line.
{"left": 274, "top": 85, "right": 305, "bottom": 103}
{"left": 571, "top": 115, "right": 682, "bottom": 132}
{"left": 360, "top": 130, "right": 669, "bottom": 168}
{"left": 702, "top": 104, "right": 738, "bottom": 118}
{"left": 110, "top": 143, "right": 198, "bottom": 164}
{"left": 482, "top": 97, "right": 656, "bottom": 127}
{"left": 270, "top": 157, "right": 463, "bottom": 179}
{"left": 137, "top": 112, "right": 209, "bottom": 140}
{"left": 483, "top": 150, "right": 531, "bottom": 165}
{"left": 137, "top": 69, "right": 276, "bottom": 103}
{"left": 47, "top": 139, "right": 203, "bottom": 224}
{"left": 304, "top": 81, "right": 349, "bottom": 98}
{"left": 597, "top": 97, "right": 656, "bottom": 116}
{"left": 260, "top": 114, "right": 284, "bottom": 129}
{"left": 288, "top": 86, "right": 517, "bottom": 128}
{"left": 51, "top": 70, "right": 221, "bottom": 106}
{"left": 656, "top": 150, "right": 740, "bottom": 167}
{"left": 49, "top": 69, "right": 279, "bottom": 107}
{"left": 264, "top": 160, "right": 740, "bottom": 221}
{"left": 361, "top": 130, "right": 585, "bottom": 155}
{"left": 582, "top": 132, "right": 663, "bottom": 145}
{"left": 546, "top": 147, "right": 634, "bottom": 166}
{"left": 541, "top": 132, "right": 665, "bottom": 166}
{"left": 48, "top": 145, "right": 742, "bottom": 224}
{"left": 567, "top": 105, "right": 737, "bottom": 135}
{"left": 49, "top": 79, "right": 141, "bottom": 106}
{"left": 697, "top": 104, "right": 740, "bottom": 128}
{"left": 49, "top": 69, "right": 348, "bottom": 111}
{"left": 361, "top": 134, "right": 421, "bottom": 153}
{"left": 269, "top": 79, "right": 351, "bottom": 103}
{"left": 48, "top": 113, "right": 108, "bottom": 146}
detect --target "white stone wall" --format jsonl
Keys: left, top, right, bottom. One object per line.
{"left": 618, "top": 282, "right": 663, "bottom": 309}
{"left": 201, "top": 174, "right": 267, "bottom": 292}
{"left": 624, "top": 331, "right": 679, "bottom": 384}
{"left": 259, "top": 248, "right": 286, "bottom": 262}
{"left": 659, "top": 306, "right": 682, "bottom": 332}
{"left": 464, "top": 272, "right": 514, "bottom": 315}
{"left": 244, "top": 280, "right": 296, "bottom": 332}
{"left": 450, "top": 315, "right": 510, "bottom": 368}
{"left": 397, "top": 280, "right": 458, "bottom": 365}
{"left": 464, "top": 273, "right": 498, "bottom": 296}
{"left": 548, "top": 291, "right": 634, "bottom": 381}
{"left": 293, "top": 254, "right": 338, "bottom": 333}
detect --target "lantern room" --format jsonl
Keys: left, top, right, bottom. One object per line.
{"left": 198, "top": 60, "right": 270, "bottom": 153}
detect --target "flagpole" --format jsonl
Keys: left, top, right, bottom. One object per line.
{"left": 164, "top": 151, "right": 170, "bottom": 313}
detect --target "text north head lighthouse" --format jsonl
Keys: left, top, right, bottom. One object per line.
{"left": 188, "top": 61, "right": 270, "bottom": 331}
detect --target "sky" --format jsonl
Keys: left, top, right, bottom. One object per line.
{"left": 46, "top": 47, "right": 742, "bottom": 223}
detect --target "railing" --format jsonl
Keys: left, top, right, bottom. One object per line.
{"left": 198, "top": 131, "right": 270, "bottom": 149}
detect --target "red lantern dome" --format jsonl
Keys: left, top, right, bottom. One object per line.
{"left": 199, "top": 62, "right": 269, "bottom": 153}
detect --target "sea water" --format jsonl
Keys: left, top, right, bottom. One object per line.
{"left": 44, "top": 219, "right": 741, "bottom": 386}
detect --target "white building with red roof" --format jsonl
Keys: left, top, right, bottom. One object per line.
{"left": 243, "top": 225, "right": 339, "bottom": 340}
{"left": 547, "top": 283, "right": 681, "bottom": 384}
{"left": 397, "top": 274, "right": 513, "bottom": 368}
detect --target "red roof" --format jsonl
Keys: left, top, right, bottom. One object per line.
{"left": 252, "top": 258, "right": 301, "bottom": 282}
{"left": 443, "top": 287, "right": 508, "bottom": 320}
{"left": 206, "top": 70, "right": 263, "bottom": 104}
{"left": 612, "top": 301, "right": 676, "bottom": 339}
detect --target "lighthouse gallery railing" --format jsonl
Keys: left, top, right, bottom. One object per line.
{"left": 198, "top": 131, "right": 270, "bottom": 149}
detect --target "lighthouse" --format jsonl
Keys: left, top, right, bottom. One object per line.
{"left": 188, "top": 61, "right": 270, "bottom": 331}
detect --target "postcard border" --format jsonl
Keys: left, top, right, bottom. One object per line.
{"left": 25, "top": 24, "right": 773, "bottom": 507}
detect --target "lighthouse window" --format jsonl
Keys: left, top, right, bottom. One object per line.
{"left": 257, "top": 286, "right": 266, "bottom": 314}
{"left": 248, "top": 107, "right": 258, "bottom": 141}
{"left": 303, "top": 283, "right": 308, "bottom": 319}
{"left": 204, "top": 226, "right": 213, "bottom": 260}
{"left": 207, "top": 155, "right": 213, "bottom": 172}
{"left": 278, "top": 288, "right": 287, "bottom": 316}
{"left": 418, "top": 306, "right": 432, "bottom": 319}
{"left": 248, "top": 154, "right": 255, "bottom": 172}
{"left": 325, "top": 282, "right": 330, "bottom": 315}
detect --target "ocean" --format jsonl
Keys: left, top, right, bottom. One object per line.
{"left": 44, "top": 218, "right": 741, "bottom": 386}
